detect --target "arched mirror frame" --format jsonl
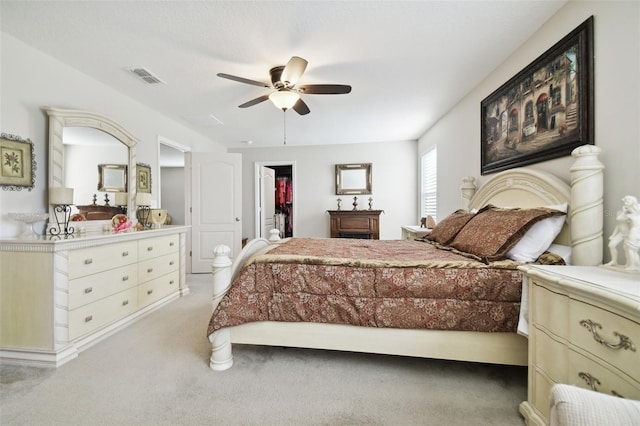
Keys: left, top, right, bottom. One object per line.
{"left": 44, "top": 107, "right": 138, "bottom": 231}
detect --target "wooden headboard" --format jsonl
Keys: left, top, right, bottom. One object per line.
{"left": 459, "top": 145, "right": 604, "bottom": 266}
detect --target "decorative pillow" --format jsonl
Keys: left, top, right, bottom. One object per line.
{"left": 449, "top": 206, "right": 566, "bottom": 262}
{"left": 507, "top": 203, "right": 568, "bottom": 263}
{"left": 425, "top": 209, "right": 477, "bottom": 245}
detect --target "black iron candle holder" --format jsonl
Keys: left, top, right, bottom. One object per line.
{"left": 49, "top": 204, "right": 75, "bottom": 236}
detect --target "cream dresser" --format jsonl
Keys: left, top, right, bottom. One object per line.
{"left": 519, "top": 265, "right": 640, "bottom": 425}
{"left": 0, "top": 226, "right": 189, "bottom": 367}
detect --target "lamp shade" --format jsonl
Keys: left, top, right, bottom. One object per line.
{"left": 115, "top": 192, "right": 128, "bottom": 206}
{"left": 269, "top": 90, "right": 300, "bottom": 110}
{"left": 135, "top": 193, "right": 151, "bottom": 206}
{"left": 49, "top": 187, "right": 74, "bottom": 205}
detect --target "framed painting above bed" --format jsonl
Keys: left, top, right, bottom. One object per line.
{"left": 480, "top": 16, "right": 594, "bottom": 175}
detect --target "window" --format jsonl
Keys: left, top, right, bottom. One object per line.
{"left": 420, "top": 146, "right": 437, "bottom": 222}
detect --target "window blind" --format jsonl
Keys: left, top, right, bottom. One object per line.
{"left": 421, "top": 146, "right": 437, "bottom": 222}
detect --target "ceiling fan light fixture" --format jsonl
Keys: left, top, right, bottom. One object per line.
{"left": 269, "top": 90, "right": 300, "bottom": 110}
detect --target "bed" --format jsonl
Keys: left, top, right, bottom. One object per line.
{"left": 207, "top": 144, "right": 604, "bottom": 371}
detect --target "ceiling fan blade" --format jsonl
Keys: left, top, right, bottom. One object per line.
{"left": 217, "top": 73, "right": 270, "bottom": 88}
{"left": 297, "top": 84, "right": 352, "bottom": 94}
{"left": 281, "top": 56, "right": 308, "bottom": 87}
{"left": 239, "top": 94, "right": 270, "bottom": 108}
{"left": 292, "top": 98, "right": 310, "bottom": 115}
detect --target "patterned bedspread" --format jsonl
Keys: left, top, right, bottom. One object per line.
{"left": 207, "top": 238, "right": 525, "bottom": 337}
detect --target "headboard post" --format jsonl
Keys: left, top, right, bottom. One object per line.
{"left": 460, "top": 176, "right": 477, "bottom": 211}
{"left": 569, "top": 145, "right": 604, "bottom": 266}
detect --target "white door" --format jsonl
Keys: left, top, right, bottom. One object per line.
{"left": 191, "top": 152, "right": 242, "bottom": 273}
{"left": 260, "top": 166, "right": 276, "bottom": 238}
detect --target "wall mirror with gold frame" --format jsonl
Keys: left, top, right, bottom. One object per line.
{"left": 98, "top": 164, "right": 128, "bottom": 192}
{"left": 335, "top": 163, "right": 372, "bottom": 195}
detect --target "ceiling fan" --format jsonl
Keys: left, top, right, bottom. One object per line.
{"left": 217, "top": 56, "right": 351, "bottom": 115}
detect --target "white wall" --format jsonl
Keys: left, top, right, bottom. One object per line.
{"left": 231, "top": 140, "right": 418, "bottom": 240}
{"left": 418, "top": 1, "right": 640, "bottom": 262}
{"left": 0, "top": 34, "right": 224, "bottom": 237}
{"left": 160, "top": 167, "right": 185, "bottom": 225}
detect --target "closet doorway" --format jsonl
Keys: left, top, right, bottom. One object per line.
{"left": 255, "top": 161, "right": 296, "bottom": 239}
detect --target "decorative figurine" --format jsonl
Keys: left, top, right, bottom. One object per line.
{"left": 352, "top": 196, "right": 358, "bottom": 210}
{"left": 368, "top": 197, "right": 373, "bottom": 210}
{"left": 605, "top": 195, "right": 640, "bottom": 272}
{"left": 336, "top": 198, "right": 342, "bottom": 210}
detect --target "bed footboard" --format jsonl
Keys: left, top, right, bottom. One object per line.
{"left": 209, "top": 237, "right": 273, "bottom": 371}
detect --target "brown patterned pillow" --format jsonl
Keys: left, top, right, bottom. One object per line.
{"left": 425, "top": 209, "right": 477, "bottom": 245}
{"left": 449, "top": 206, "right": 566, "bottom": 262}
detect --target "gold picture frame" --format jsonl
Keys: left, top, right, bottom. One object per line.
{"left": 136, "top": 163, "right": 151, "bottom": 193}
{"left": 1, "top": 132, "right": 36, "bottom": 191}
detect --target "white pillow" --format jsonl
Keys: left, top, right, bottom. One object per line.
{"left": 507, "top": 203, "right": 567, "bottom": 263}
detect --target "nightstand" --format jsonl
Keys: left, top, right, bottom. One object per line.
{"left": 518, "top": 265, "right": 640, "bottom": 425}
{"left": 401, "top": 225, "right": 431, "bottom": 240}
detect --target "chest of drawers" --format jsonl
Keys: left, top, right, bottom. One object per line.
{"left": 519, "top": 265, "right": 640, "bottom": 425}
{"left": 327, "top": 210, "right": 382, "bottom": 239}
{"left": 0, "top": 227, "right": 188, "bottom": 367}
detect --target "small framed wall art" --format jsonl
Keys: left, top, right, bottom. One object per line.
{"left": 1, "top": 132, "right": 36, "bottom": 191}
{"left": 136, "top": 162, "right": 152, "bottom": 193}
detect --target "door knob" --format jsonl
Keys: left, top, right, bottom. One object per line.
{"left": 235, "top": 217, "right": 240, "bottom": 222}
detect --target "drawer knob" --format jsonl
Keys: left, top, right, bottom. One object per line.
{"left": 169, "top": 280, "right": 175, "bottom": 285}
{"left": 169, "top": 261, "right": 175, "bottom": 266}
{"left": 122, "top": 275, "right": 129, "bottom": 281}
{"left": 147, "top": 289, "right": 153, "bottom": 295}
{"left": 84, "top": 258, "right": 93, "bottom": 265}
{"left": 122, "top": 300, "right": 129, "bottom": 306}
{"left": 580, "top": 319, "right": 637, "bottom": 351}
{"left": 122, "top": 251, "right": 129, "bottom": 257}
{"left": 147, "top": 247, "right": 153, "bottom": 251}
{"left": 85, "top": 315, "right": 93, "bottom": 323}
{"left": 170, "top": 242, "right": 175, "bottom": 246}
{"left": 147, "top": 268, "right": 153, "bottom": 273}
{"left": 84, "top": 287, "right": 93, "bottom": 294}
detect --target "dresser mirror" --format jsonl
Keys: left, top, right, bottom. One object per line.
{"left": 45, "top": 107, "right": 139, "bottom": 227}
{"left": 335, "top": 163, "right": 372, "bottom": 195}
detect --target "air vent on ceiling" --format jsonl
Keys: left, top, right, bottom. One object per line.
{"left": 127, "top": 67, "right": 165, "bottom": 85}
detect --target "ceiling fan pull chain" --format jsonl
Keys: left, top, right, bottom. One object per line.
{"left": 283, "top": 110, "right": 287, "bottom": 145}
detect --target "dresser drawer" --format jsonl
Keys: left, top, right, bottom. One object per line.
{"left": 68, "top": 264, "right": 138, "bottom": 309}
{"left": 68, "top": 241, "right": 138, "bottom": 279}
{"left": 531, "top": 283, "right": 570, "bottom": 338}
{"left": 137, "top": 270, "right": 180, "bottom": 308}
{"left": 533, "top": 327, "right": 569, "bottom": 382}
{"left": 569, "top": 299, "right": 640, "bottom": 380}
{"left": 568, "top": 349, "right": 640, "bottom": 400}
{"left": 138, "top": 252, "right": 179, "bottom": 283}
{"left": 69, "top": 287, "right": 138, "bottom": 340}
{"left": 532, "top": 369, "right": 555, "bottom": 422}
{"left": 138, "top": 234, "right": 179, "bottom": 261}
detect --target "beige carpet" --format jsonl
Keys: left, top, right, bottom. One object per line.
{"left": 1, "top": 274, "right": 526, "bottom": 425}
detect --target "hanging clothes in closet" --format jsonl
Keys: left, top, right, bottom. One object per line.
{"left": 275, "top": 176, "right": 293, "bottom": 237}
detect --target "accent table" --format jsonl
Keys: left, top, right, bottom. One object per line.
{"left": 401, "top": 225, "right": 431, "bottom": 240}
{"left": 518, "top": 265, "right": 640, "bottom": 425}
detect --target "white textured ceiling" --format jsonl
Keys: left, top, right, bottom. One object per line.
{"left": 1, "top": 1, "right": 566, "bottom": 148}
